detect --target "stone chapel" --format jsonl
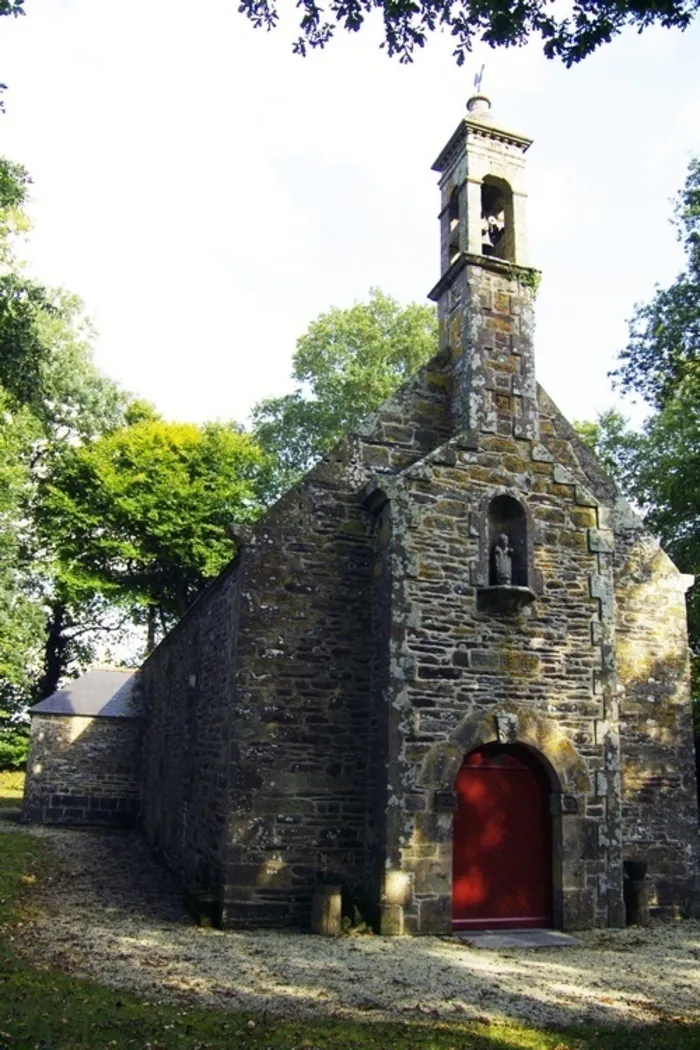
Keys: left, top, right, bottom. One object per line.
{"left": 23, "top": 91, "right": 699, "bottom": 934}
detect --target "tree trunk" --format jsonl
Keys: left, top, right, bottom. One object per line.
{"left": 146, "top": 606, "right": 157, "bottom": 654}
{"left": 36, "top": 601, "right": 69, "bottom": 700}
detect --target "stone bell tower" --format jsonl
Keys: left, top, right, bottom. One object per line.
{"left": 428, "top": 91, "right": 539, "bottom": 443}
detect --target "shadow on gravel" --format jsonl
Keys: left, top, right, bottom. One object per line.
{"left": 9, "top": 823, "right": 700, "bottom": 1031}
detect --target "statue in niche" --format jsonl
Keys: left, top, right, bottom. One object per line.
{"left": 493, "top": 532, "right": 514, "bottom": 585}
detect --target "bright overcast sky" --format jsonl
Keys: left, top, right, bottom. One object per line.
{"left": 2, "top": 1, "right": 699, "bottom": 428}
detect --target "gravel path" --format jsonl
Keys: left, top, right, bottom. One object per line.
{"left": 3, "top": 813, "right": 700, "bottom": 1028}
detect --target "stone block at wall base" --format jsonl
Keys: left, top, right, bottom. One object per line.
{"left": 22, "top": 795, "right": 140, "bottom": 829}
{"left": 418, "top": 894, "right": 452, "bottom": 934}
{"left": 220, "top": 896, "right": 311, "bottom": 929}
{"left": 561, "top": 887, "right": 595, "bottom": 930}
{"left": 607, "top": 895, "right": 626, "bottom": 929}
{"left": 184, "top": 885, "right": 223, "bottom": 928}
{"left": 653, "top": 877, "right": 700, "bottom": 920}
{"left": 379, "top": 903, "right": 404, "bottom": 935}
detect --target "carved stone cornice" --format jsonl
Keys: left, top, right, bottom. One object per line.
{"left": 432, "top": 118, "right": 532, "bottom": 174}
{"left": 428, "top": 252, "right": 540, "bottom": 301}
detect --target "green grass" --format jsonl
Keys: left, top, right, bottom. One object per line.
{"left": 0, "top": 830, "right": 698, "bottom": 1050}
{"left": 0, "top": 769, "right": 25, "bottom": 809}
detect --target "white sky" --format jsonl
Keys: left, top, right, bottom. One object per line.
{"left": 1, "top": 1, "right": 699, "bottom": 429}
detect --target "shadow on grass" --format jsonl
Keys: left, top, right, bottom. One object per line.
{"left": 2, "top": 824, "right": 700, "bottom": 1050}
{"left": 2, "top": 948, "right": 699, "bottom": 1050}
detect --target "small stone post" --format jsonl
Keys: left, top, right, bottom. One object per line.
{"left": 623, "top": 860, "right": 649, "bottom": 927}
{"left": 311, "top": 885, "right": 342, "bottom": 935}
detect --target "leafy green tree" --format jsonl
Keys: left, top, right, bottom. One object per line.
{"left": 38, "top": 416, "right": 274, "bottom": 653}
{"left": 0, "top": 155, "right": 127, "bottom": 765}
{"left": 629, "top": 389, "right": 700, "bottom": 726}
{"left": 0, "top": 394, "right": 44, "bottom": 768}
{"left": 240, "top": 0, "right": 698, "bottom": 66}
{"left": 580, "top": 398, "right": 700, "bottom": 729}
{"left": 579, "top": 162, "right": 700, "bottom": 729}
{"left": 253, "top": 288, "right": 437, "bottom": 489}
{"left": 0, "top": 157, "right": 31, "bottom": 257}
{"left": 573, "top": 409, "right": 642, "bottom": 491}
{"left": 0, "top": 159, "right": 121, "bottom": 432}
{"left": 614, "top": 162, "right": 700, "bottom": 725}
{"left": 0, "top": 158, "right": 56, "bottom": 412}
{"left": 613, "top": 159, "right": 700, "bottom": 411}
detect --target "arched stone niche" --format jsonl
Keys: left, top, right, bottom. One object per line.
{"left": 473, "top": 489, "right": 542, "bottom": 613}
{"left": 481, "top": 175, "right": 515, "bottom": 262}
{"left": 488, "top": 494, "right": 528, "bottom": 586}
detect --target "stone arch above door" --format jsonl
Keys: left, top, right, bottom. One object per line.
{"left": 417, "top": 705, "right": 591, "bottom": 797}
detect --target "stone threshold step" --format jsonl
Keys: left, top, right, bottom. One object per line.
{"left": 453, "top": 929, "right": 578, "bottom": 949}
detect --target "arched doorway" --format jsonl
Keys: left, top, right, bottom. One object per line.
{"left": 452, "top": 743, "right": 553, "bottom": 930}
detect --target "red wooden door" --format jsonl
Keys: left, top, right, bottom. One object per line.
{"left": 452, "top": 744, "right": 552, "bottom": 930}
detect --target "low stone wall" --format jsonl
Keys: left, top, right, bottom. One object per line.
{"left": 22, "top": 714, "right": 143, "bottom": 827}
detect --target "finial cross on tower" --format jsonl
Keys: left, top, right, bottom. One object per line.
{"left": 473, "top": 63, "right": 485, "bottom": 94}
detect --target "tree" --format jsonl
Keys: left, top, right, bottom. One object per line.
{"left": 37, "top": 416, "right": 274, "bottom": 655}
{"left": 0, "top": 2, "right": 24, "bottom": 112}
{"left": 0, "top": 158, "right": 57, "bottom": 412}
{"left": 614, "top": 162, "right": 700, "bottom": 722}
{"left": 0, "top": 152, "right": 277, "bottom": 765}
{"left": 573, "top": 409, "right": 642, "bottom": 492}
{"left": 580, "top": 398, "right": 700, "bottom": 729}
{"left": 578, "top": 161, "right": 700, "bottom": 728}
{"left": 239, "top": 0, "right": 699, "bottom": 66}
{"left": 613, "top": 158, "right": 700, "bottom": 411}
{"left": 4, "top": 1, "right": 691, "bottom": 116}
{"left": 253, "top": 288, "right": 437, "bottom": 489}
{"left": 0, "top": 393, "right": 44, "bottom": 768}
{"left": 0, "top": 154, "right": 127, "bottom": 765}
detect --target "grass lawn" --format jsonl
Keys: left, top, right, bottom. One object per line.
{"left": 0, "top": 812, "right": 698, "bottom": 1049}
{"left": 0, "top": 769, "right": 25, "bottom": 809}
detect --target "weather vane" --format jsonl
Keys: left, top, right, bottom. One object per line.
{"left": 473, "top": 63, "right": 485, "bottom": 94}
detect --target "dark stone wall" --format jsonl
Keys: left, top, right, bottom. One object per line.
{"left": 22, "top": 714, "right": 142, "bottom": 827}
{"left": 137, "top": 354, "right": 454, "bottom": 928}
{"left": 220, "top": 480, "right": 375, "bottom": 927}
{"left": 367, "top": 498, "right": 394, "bottom": 927}
{"left": 216, "top": 352, "right": 454, "bottom": 927}
{"left": 141, "top": 563, "right": 241, "bottom": 897}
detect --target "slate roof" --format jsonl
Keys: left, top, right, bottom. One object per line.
{"left": 29, "top": 669, "right": 142, "bottom": 719}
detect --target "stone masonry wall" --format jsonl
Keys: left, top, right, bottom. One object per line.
{"left": 136, "top": 354, "right": 453, "bottom": 930}
{"left": 368, "top": 433, "right": 625, "bottom": 932}
{"left": 141, "top": 563, "right": 241, "bottom": 898}
{"left": 541, "top": 389, "right": 699, "bottom": 918}
{"left": 377, "top": 257, "right": 626, "bottom": 933}
{"left": 218, "top": 353, "right": 455, "bottom": 928}
{"left": 366, "top": 497, "right": 395, "bottom": 926}
{"left": 220, "top": 481, "right": 375, "bottom": 927}
{"left": 614, "top": 526, "right": 699, "bottom": 916}
{"left": 137, "top": 264, "right": 697, "bottom": 932}
{"left": 22, "top": 714, "right": 142, "bottom": 827}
